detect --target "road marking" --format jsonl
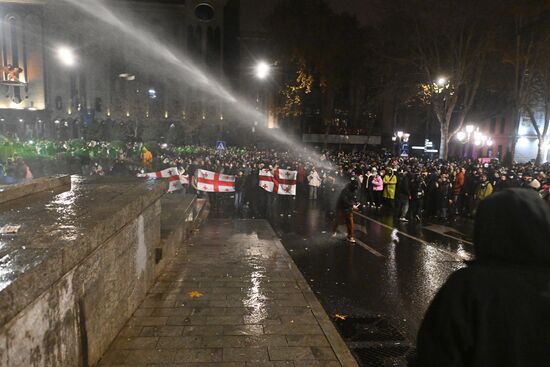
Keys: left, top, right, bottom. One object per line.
{"left": 355, "top": 238, "right": 384, "bottom": 257}
{"left": 423, "top": 224, "right": 473, "bottom": 245}
{"left": 353, "top": 212, "right": 466, "bottom": 261}
{"left": 336, "top": 225, "right": 384, "bottom": 258}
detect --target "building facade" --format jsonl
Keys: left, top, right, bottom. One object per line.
{"left": 0, "top": 0, "right": 237, "bottom": 144}
{"left": 448, "top": 110, "right": 549, "bottom": 164}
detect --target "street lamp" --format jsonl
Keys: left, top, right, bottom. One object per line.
{"left": 252, "top": 61, "right": 273, "bottom": 131}
{"left": 255, "top": 61, "right": 271, "bottom": 80}
{"left": 436, "top": 77, "right": 447, "bottom": 87}
{"left": 455, "top": 124, "right": 493, "bottom": 157}
{"left": 119, "top": 73, "right": 140, "bottom": 137}
{"left": 56, "top": 46, "right": 76, "bottom": 67}
{"left": 393, "top": 131, "right": 411, "bottom": 156}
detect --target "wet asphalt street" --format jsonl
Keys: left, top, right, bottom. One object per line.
{"left": 211, "top": 190, "right": 475, "bottom": 354}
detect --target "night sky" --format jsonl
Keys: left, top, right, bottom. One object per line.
{"left": 326, "top": 0, "right": 371, "bottom": 25}
{"left": 240, "top": 0, "right": 371, "bottom": 36}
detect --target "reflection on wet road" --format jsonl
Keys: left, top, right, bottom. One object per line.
{"left": 266, "top": 197, "right": 473, "bottom": 343}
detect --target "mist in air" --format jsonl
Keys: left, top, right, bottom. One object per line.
{"left": 59, "top": 0, "right": 329, "bottom": 167}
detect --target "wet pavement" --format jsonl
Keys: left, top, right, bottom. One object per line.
{"left": 98, "top": 219, "right": 358, "bottom": 367}
{"left": 95, "top": 188, "right": 475, "bottom": 366}
{"left": 262, "top": 197, "right": 473, "bottom": 345}
{"left": 203, "top": 191, "right": 476, "bottom": 366}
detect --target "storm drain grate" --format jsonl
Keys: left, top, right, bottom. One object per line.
{"left": 353, "top": 344, "right": 410, "bottom": 367}
{"left": 334, "top": 315, "right": 412, "bottom": 367}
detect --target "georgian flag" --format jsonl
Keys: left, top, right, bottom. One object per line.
{"left": 138, "top": 167, "right": 179, "bottom": 179}
{"left": 167, "top": 175, "right": 183, "bottom": 193}
{"left": 196, "top": 169, "right": 235, "bottom": 192}
{"left": 259, "top": 168, "right": 297, "bottom": 195}
{"left": 138, "top": 167, "right": 189, "bottom": 193}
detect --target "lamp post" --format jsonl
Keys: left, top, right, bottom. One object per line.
{"left": 119, "top": 73, "right": 139, "bottom": 138}
{"left": 455, "top": 124, "right": 493, "bottom": 158}
{"left": 252, "top": 61, "right": 272, "bottom": 132}
{"left": 393, "top": 130, "right": 410, "bottom": 156}
{"left": 56, "top": 46, "right": 78, "bottom": 138}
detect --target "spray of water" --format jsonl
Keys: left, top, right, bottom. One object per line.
{"left": 61, "top": 0, "right": 331, "bottom": 168}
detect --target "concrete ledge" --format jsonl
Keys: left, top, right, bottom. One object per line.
{"left": 0, "top": 175, "right": 70, "bottom": 205}
{"left": 155, "top": 195, "right": 207, "bottom": 279}
{"left": 0, "top": 176, "right": 171, "bottom": 366}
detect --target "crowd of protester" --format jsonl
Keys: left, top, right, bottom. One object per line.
{"left": 2, "top": 143, "right": 549, "bottom": 213}
{"left": 153, "top": 147, "right": 550, "bottom": 214}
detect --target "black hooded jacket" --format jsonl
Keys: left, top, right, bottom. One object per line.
{"left": 336, "top": 181, "right": 358, "bottom": 212}
{"left": 411, "top": 189, "right": 550, "bottom": 367}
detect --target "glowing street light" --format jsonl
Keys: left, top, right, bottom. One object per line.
{"left": 456, "top": 131, "right": 466, "bottom": 141}
{"left": 465, "top": 124, "right": 475, "bottom": 134}
{"left": 255, "top": 61, "right": 271, "bottom": 80}
{"left": 56, "top": 46, "right": 76, "bottom": 67}
{"left": 436, "top": 77, "right": 447, "bottom": 87}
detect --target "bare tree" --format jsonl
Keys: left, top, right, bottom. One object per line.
{"left": 503, "top": 2, "right": 550, "bottom": 163}
{"left": 406, "top": 0, "right": 498, "bottom": 159}
{"left": 525, "top": 44, "right": 550, "bottom": 165}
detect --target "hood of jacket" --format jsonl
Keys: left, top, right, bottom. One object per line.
{"left": 473, "top": 188, "right": 550, "bottom": 267}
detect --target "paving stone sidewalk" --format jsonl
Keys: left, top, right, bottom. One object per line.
{"left": 98, "top": 219, "right": 358, "bottom": 367}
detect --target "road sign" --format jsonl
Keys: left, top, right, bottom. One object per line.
{"left": 216, "top": 141, "right": 227, "bottom": 151}
{"left": 400, "top": 142, "right": 410, "bottom": 157}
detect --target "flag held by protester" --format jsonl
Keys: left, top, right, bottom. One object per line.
{"left": 196, "top": 169, "right": 235, "bottom": 192}
{"left": 259, "top": 168, "right": 297, "bottom": 195}
{"left": 138, "top": 167, "right": 189, "bottom": 193}
{"left": 138, "top": 167, "right": 179, "bottom": 179}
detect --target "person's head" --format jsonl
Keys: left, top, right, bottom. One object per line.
{"left": 474, "top": 189, "right": 550, "bottom": 267}
{"left": 481, "top": 174, "right": 488, "bottom": 182}
{"left": 529, "top": 179, "right": 541, "bottom": 190}
{"left": 348, "top": 179, "right": 359, "bottom": 192}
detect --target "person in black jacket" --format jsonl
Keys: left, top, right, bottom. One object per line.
{"left": 234, "top": 171, "right": 245, "bottom": 213}
{"left": 410, "top": 173, "right": 427, "bottom": 221}
{"left": 395, "top": 169, "right": 411, "bottom": 222}
{"left": 331, "top": 179, "right": 360, "bottom": 243}
{"left": 411, "top": 189, "right": 550, "bottom": 367}
{"left": 462, "top": 169, "right": 480, "bottom": 217}
{"left": 436, "top": 174, "right": 452, "bottom": 220}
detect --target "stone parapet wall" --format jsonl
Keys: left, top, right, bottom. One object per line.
{"left": 0, "top": 176, "right": 201, "bottom": 366}
{"left": 0, "top": 175, "right": 70, "bottom": 205}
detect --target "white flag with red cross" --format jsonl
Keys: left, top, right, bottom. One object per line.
{"left": 167, "top": 175, "right": 183, "bottom": 193}
{"left": 138, "top": 167, "right": 189, "bottom": 193}
{"left": 259, "top": 168, "right": 297, "bottom": 195}
{"left": 179, "top": 174, "right": 189, "bottom": 185}
{"left": 196, "top": 169, "right": 235, "bottom": 192}
{"left": 138, "top": 167, "right": 179, "bottom": 179}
